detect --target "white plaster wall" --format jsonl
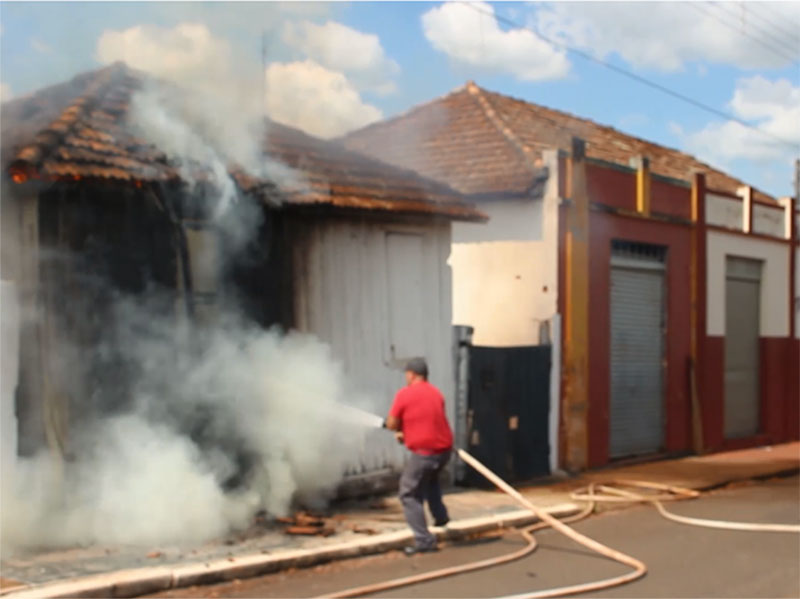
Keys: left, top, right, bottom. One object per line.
{"left": 706, "top": 230, "right": 790, "bottom": 336}
{"left": 452, "top": 197, "right": 542, "bottom": 243}
{"left": 449, "top": 153, "right": 560, "bottom": 347}
{"left": 706, "top": 193, "right": 787, "bottom": 239}
{"left": 292, "top": 217, "right": 454, "bottom": 472}
{"left": 706, "top": 193, "right": 743, "bottom": 231}
{"left": 753, "top": 204, "right": 785, "bottom": 238}
{"left": 450, "top": 240, "right": 551, "bottom": 346}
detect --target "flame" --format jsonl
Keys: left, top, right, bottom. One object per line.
{"left": 11, "top": 172, "right": 27, "bottom": 184}
{"left": 135, "top": 181, "right": 142, "bottom": 188}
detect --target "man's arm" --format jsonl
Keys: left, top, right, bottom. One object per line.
{"left": 386, "top": 391, "right": 403, "bottom": 431}
{"left": 385, "top": 412, "right": 404, "bottom": 444}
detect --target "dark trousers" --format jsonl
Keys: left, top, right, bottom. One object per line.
{"left": 399, "top": 450, "right": 451, "bottom": 549}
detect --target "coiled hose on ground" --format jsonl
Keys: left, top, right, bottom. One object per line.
{"left": 322, "top": 449, "right": 800, "bottom": 599}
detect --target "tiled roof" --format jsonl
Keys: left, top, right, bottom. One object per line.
{"left": 342, "top": 82, "right": 777, "bottom": 205}
{"left": 2, "top": 63, "right": 485, "bottom": 222}
{"left": 3, "top": 64, "right": 176, "bottom": 183}
{"left": 262, "top": 120, "right": 485, "bottom": 220}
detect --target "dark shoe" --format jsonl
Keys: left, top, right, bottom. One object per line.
{"left": 404, "top": 545, "right": 439, "bottom": 557}
{"left": 433, "top": 518, "right": 450, "bottom": 527}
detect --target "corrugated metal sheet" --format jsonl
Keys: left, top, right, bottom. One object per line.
{"left": 609, "top": 243, "right": 666, "bottom": 458}
{"left": 724, "top": 257, "right": 762, "bottom": 439}
{"left": 385, "top": 232, "right": 425, "bottom": 362}
{"left": 291, "top": 217, "right": 454, "bottom": 476}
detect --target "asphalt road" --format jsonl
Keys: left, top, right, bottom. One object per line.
{"left": 151, "top": 476, "right": 800, "bottom": 598}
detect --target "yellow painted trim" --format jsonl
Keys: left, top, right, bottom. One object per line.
{"left": 635, "top": 157, "right": 651, "bottom": 217}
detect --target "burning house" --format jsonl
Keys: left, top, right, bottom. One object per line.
{"left": 0, "top": 62, "right": 485, "bottom": 550}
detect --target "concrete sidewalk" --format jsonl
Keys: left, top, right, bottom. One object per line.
{"left": 2, "top": 442, "right": 797, "bottom": 599}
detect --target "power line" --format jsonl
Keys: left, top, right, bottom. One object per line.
{"left": 753, "top": 2, "right": 800, "bottom": 42}
{"left": 690, "top": 2, "right": 798, "bottom": 65}
{"left": 713, "top": 2, "right": 799, "bottom": 54}
{"left": 733, "top": 3, "right": 800, "bottom": 50}
{"left": 704, "top": 2, "right": 800, "bottom": 62}
{"left": 460, "top": 1, "right": 799, "bottom": 151}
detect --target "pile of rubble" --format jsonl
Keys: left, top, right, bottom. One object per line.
{"left": 270, "top": 510, "right": 382, "bottom": 538}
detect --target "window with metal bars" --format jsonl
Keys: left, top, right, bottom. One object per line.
{"left": 611, "top": 239, "right": 667, "bottom": 262}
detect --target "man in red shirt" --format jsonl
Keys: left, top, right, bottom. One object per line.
{"left": 385, "top": 358, "right": 453, "bottom": 556}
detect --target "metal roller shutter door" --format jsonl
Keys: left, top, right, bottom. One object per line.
{"left": 609, "top": 245, "right": 666, "bottom": 458}
{"left": 724, "top": 257, "right": 762, "bottom": 439}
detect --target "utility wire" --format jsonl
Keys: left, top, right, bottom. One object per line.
{"left": 689, "top": 2, "right": 798, "bottom": 66}
{"left": 460, "top": 1, "right": 799, "bottom": 151}
{"left": 728, "top": 2, "right": 800, "bottom": 50}
{"left": 715, "top": 1, "right": 800, "bottom": 54}
{"left": 751, "top": 2, "right": 800, "bottom": 42}
{"left": 701, "top": 2, "right": 799, "bottom": 63}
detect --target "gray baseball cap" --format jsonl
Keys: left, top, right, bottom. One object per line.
{"left": 405, "top": 357, "right": 428, "bottom": 377}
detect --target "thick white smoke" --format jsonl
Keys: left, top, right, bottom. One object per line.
{"left": 2, "top": 296, "right": 385, "bottom": 555}
{"left": 1, "top": 52, "right": 388, "bottom": 557}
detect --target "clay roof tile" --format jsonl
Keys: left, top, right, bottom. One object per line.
{"left": 342, "top": 83, "right": 778, "bottom": 205}
{"left": 3, "top": 63, "right": 484, "bottom": 222}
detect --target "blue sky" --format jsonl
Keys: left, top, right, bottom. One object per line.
{"left": 1, "top": 1, "right": 798, "bottom": 197}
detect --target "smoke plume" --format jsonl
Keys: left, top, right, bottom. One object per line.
{"left": 2, "top": 295, "right": 381, "bottom": 554}
{"left": 1, "top": 48, "right": 388, "bottom": 557}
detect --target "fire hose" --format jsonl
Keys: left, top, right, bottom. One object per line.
{"left": 322, "top": 448, "right": 800, "bottom": 599}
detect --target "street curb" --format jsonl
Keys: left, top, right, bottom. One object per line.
{"left": 6, "top": 462, "right": 798, "bottom": 599}
{"left": 2, "top": 504, "right": 582, "bottom": 599}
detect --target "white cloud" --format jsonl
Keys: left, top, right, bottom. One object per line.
{"left": 147, "top": 2, "right": 332, "bottom": 42}
{"left": 95, "top": 22, "right": 267, "bottom": 182}
{"left": 0, "top": 82, "right": 11, "bottom": 102}
{"left": 95, "top": 23, "right": 232, "bottom": 81}
{"left": 677, "top": 76, "right": 800, "bottom": 165}
{"left": 94, "top": 22, "right": 381, "bottom": 143}
{"left": 282, "top": 21, "right": 399, "bottom": 95}
{"left": 421, "top": 1, "right": 570, "bottom": 81}
{"left": 729, "top": 76, "right": 800, "bottom": 121}
{"left": 264, "top": 60, "right": 382, "bottom": 138}
{"left": 533, "top": 2, "right": 800, "bottom": 71}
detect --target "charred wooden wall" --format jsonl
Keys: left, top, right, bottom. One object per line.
{"left": 226, "top": 208, "right": 294, "bottom": 331}
{"left": 15, "top": 181, "right": 183, "bottom": 455}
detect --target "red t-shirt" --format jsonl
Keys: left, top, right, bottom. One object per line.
{"left": 389, "top": 381, "right": 453, "bottom": 454}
